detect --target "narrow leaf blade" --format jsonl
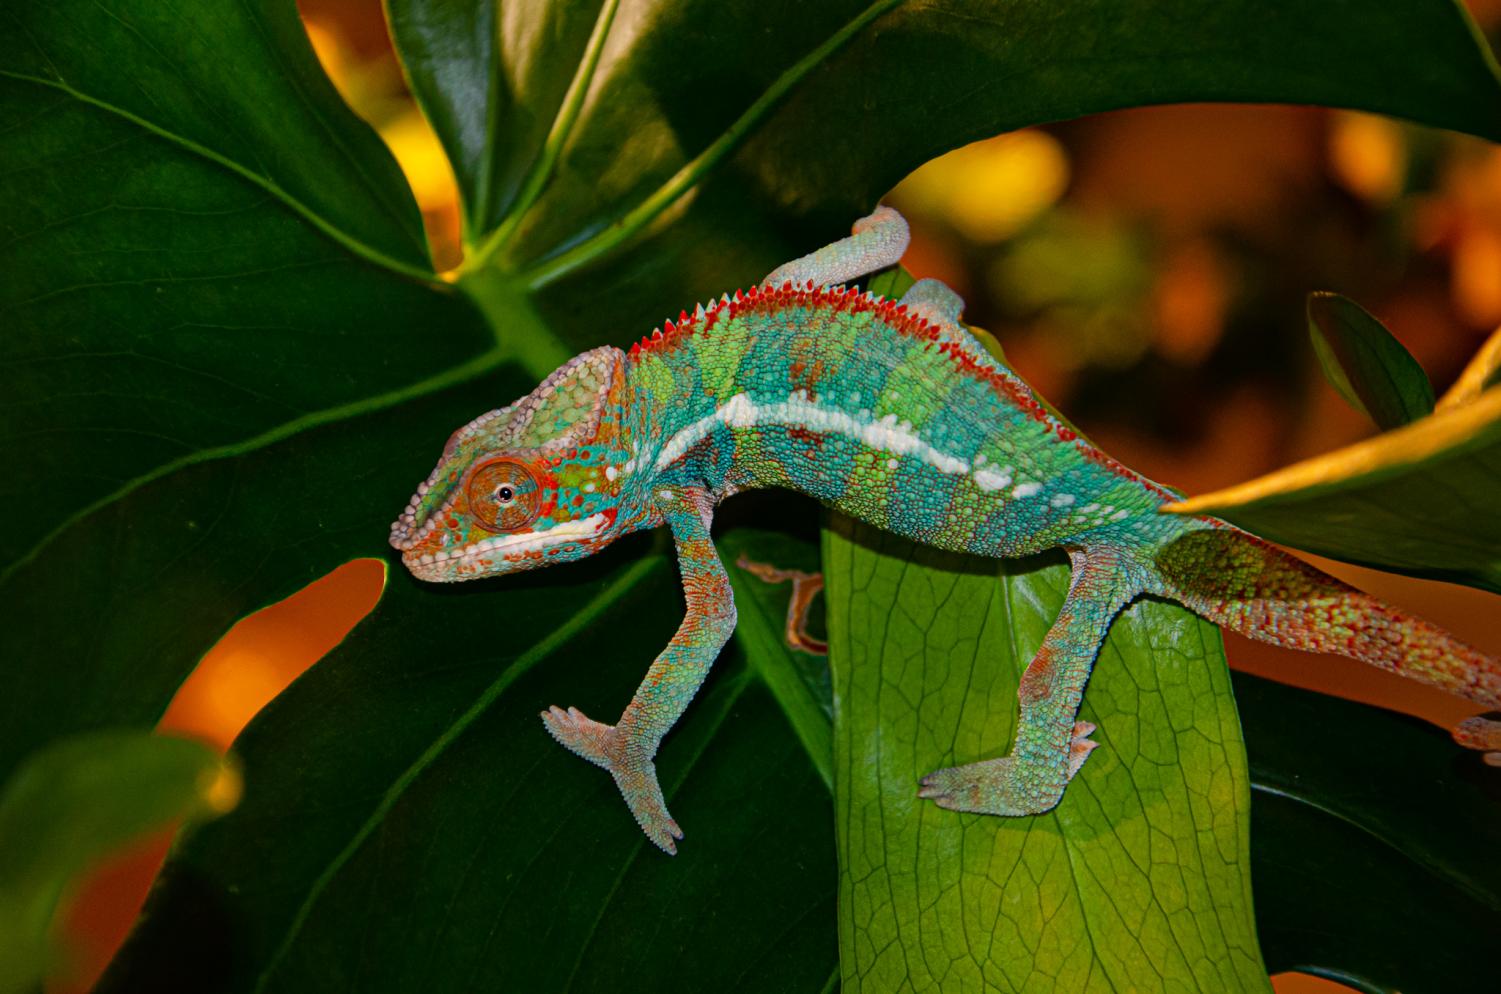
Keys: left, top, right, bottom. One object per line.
{"left": 1164, "top": 389, "right": 1501, "bottom": 592}
{"left": 1307, "top": 292, "right": 1435, "bottom": 430}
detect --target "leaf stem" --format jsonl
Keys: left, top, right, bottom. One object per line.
{"left": 461, "top": 0, "right": 623, "bottom": 274}
{"left": 518, "top": 0, "right": 905, "bottom": 289}
{"left": 454, "top": 268, "right": 573, "bottom": 378}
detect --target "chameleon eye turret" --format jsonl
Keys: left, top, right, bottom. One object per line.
{"left": 466, "top": 457, "right": 541, "bottom": 532}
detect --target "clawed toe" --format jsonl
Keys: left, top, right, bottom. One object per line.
{"left": 917, "top": 754, "right": 1064, "bottom": 817}
{"left": 543, "top": 707, "right": 687, "bottom": 853}
{"left": 541, "top": 704, "right": 617, "bottom": 768}
{"left": 645, "top": 818, "right": 685, "bottom": 856}
{"left": 1067, "top": 720, "right": 1100, "bottom": 780}
{"left": 917, "top": 767, "right": 983, "bottom": 813}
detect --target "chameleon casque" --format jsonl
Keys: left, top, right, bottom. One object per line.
{"left": 389, "top": 208, "right": 1501, "bottom": 854}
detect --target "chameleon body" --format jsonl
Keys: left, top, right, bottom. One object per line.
{"left": 390, "top": 208, "right": 1501, "bottom": 853}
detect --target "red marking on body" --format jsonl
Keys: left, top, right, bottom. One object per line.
{"left": 623, "top": 284, "right": 1183, "bottom": 502}
{"left": 787, "top": 426, "right": 825, "bottom": 448}
{"left": 1018, "top": 648, "right": 1058, "bottom": 705}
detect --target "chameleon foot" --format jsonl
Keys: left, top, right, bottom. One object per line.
{"left": 541, "top": 705, "right": 685, "bottom": 854}
{"left": 917, "top": 754, "right": 1066, "bottom": 816}
{"left": 1067, "top": 720, "right": 1100, "bottom": 780}
{"left": 541, "top": 705, "right": 617, "bottom": 768}
{"left": 918, "top": 721, "right": 1101, "bottom": 816}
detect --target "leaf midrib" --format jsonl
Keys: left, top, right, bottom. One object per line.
{"left": 252, "top": 553, "right": 662, "bottom": 992}
{"left": 0, "top": 346, "right": 504, "bottom": 585}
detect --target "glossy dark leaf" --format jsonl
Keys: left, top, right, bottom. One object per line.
{"left": 1307, "top": 292, "right": 1435, "bottom": 431}
{"left": 101, "top": 531, "right": 838, "bottom": 994}
{"left": 0, "top": 0, "right": 504, "bottom": 775}
{"left": 1238, "top": 672, "right": 1501, "bottom": 994}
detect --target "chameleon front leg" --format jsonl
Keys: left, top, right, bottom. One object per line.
{"left": 541, "top": 489, "right": 735, "bottom": 854}
{"left": 761, "top": 206, "right": 909, "bottom": 289}
{"left": 918, "top": 548, "right": 1138, "bottom": 815}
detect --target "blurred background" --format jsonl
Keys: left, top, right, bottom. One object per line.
{"left": 54, "top": 1, "right": 1501, "bottom": 991}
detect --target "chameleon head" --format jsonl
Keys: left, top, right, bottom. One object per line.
{"left": 389, "top": 346, "right": 637, "bottom": 582}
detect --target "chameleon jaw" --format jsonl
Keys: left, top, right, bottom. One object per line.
{"left": 401, "top": 512, "right": 612, "bottom": 582}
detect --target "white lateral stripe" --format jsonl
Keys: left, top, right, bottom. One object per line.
{"left": 972, "top": 469, "right": 1012, "bottom": 492}
{"left": 413, "top": 512, "right": 609, "bottom": 567}
{"left": 655, "top": 392, "right": 979, "bottom": 477}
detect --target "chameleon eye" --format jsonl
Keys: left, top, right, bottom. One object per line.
{"left": 466, "top": 458, "right": 541, "bottom": 532}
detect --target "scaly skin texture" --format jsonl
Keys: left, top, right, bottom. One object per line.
{"left": 390, "top": 208, "right": 1501, "bottom": 853}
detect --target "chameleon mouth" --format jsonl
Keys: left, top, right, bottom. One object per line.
{"left": 401, "top": 512, "right": 611, "bottom": 581}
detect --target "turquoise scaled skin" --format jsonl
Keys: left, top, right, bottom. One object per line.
{"left": 390, "top": 209, "right": 1501, "bottom": 853}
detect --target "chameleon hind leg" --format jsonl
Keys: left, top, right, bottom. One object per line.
{"left": 761, "top": 206, "right": 909, "bottom": 289}
{"left": 541, "top": 488, "right": 735, "bottom": 853}
{"left": 919, "top": 548, "right": 1137, "bottom": 815}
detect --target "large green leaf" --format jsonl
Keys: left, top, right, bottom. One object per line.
{"left": 4, "top": 0, "right": 1501, "bottom": 989}
{"left": 823, "top": 520, "right": 1269, "bottom": 993}
{"left": 0, "top": 0, "right": 505, "bottom": 776}
{"left": 819, "top": 517, "right": 1501, "bottom": 992}
{"left": 102, "top": 525, "right": 840, "bottom": 993}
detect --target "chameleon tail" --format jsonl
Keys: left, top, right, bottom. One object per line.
{"left": 1151, "top": 523, "right": 1501, "bottom": 718}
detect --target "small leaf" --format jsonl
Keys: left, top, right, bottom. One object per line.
{"left": 0, "top": 732, "right": 236, "bottom": 994}
{"left": 1163, "top": 386, "right": 1501, "bottom": 592}
{"left": 1307, "top": 292, "right": 1435, "bottom": 430}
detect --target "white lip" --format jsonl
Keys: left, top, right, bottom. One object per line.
{"left": 402, "top": 513, "right": 609, "bottom": 579}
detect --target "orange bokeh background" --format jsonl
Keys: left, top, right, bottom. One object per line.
{"left": 50, "top": 2, "right": 1501, "bottom": 991}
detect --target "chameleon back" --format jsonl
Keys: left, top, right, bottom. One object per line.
{"left": 625, "top": 282, "right": 1176, "bottom": 558}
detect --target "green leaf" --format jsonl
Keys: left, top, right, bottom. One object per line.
{"left": 1307, "top": 292, "right": 1435, "bottom": 431}
{"left": 1238, "top": 672, "right": 1501, "bottom": 994}
{"left": 822, "top": 519, "right": 1270, "bottom": 993}
{"left": 0, "top": 731, "right": 235, "bottom": 994}
{"left": 1166, "top": 311, "right": 1500, "bottom": 592}
{"left": 1164, "top": 379, "right": 1501, "bottom": 593}
{"left": 5, "top": 0, "right": 1501, "bottom": 988}
{"left": 100, "top": 530, "right": 840, "bottom": 993}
